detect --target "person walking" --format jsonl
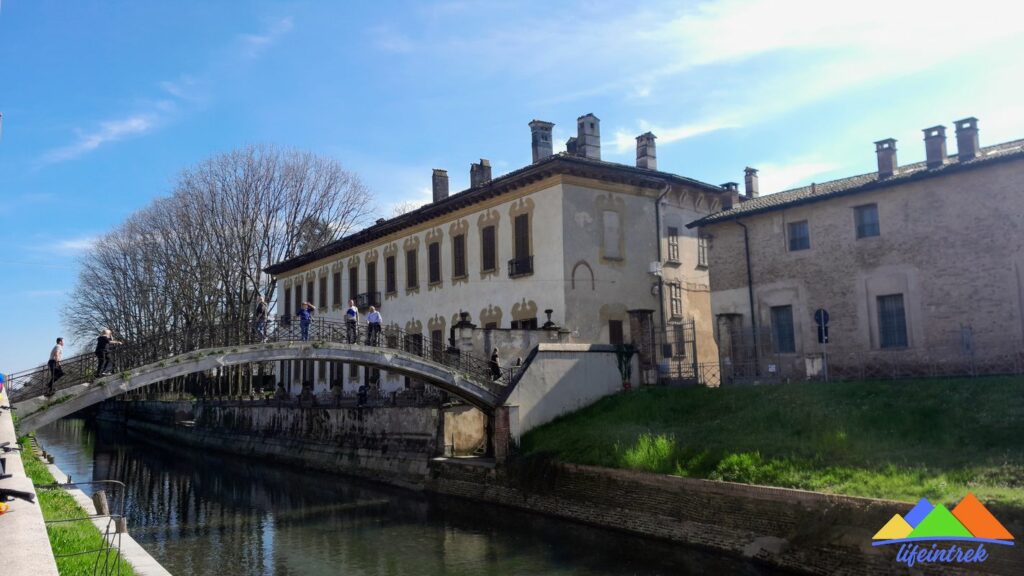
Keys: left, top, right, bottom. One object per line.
{"left": 254, "top": 295, "right": 269, "bottom": 341}
{"left": 46, "top": 337, "right": 64, "bottom": 396}
{"left": 490, "top": 347, "right": 502, "bottom": 381}
{"left": 95, "top": 329, "right": 122, "bottom": 376}
{"left": 345, "top": 299, "right": 359, "bottom": 344}
{"left": 366, "top": 306, "right": 382, "bottom": 346}
{"left": 297, "top": 302, "right": 315, "bottom": 341}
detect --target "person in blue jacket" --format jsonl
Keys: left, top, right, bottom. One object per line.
{"left": 297, "top": 302, "right": 315, "bottom": 341}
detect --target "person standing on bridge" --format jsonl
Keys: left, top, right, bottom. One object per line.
{"left": 95, "top": 329, "right": 122, "bottom": 376}
{"left": 297, "top": 302, "right": 315, "bottom": 341}
{"left": 345, "top": 299, "right": 359, "bottom": 344}
{"left": 254, "top": 295, "right": 269, "bottom": 341}
{"left": 366, "top": 306, "right": 382, "bottom": 346}
{"left": 45, "top": 337, "right": 65, "bottom": 396}
{"left": 490, "top": 347, "right": 502, "bottom": 381}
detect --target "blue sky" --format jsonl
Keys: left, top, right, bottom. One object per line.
{"left": 2, "top": 0, "right": 1023, "bottom": 372}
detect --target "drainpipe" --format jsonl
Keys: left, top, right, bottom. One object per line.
{"left": 654, "top": 184, "right": 671, "bottom": 334}
{"left": 735, "top": 219, "right": 759, "bottom": 374}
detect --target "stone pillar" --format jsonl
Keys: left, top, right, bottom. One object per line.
{"left": 492, "top": 406, "right": 511, "bottom": 462}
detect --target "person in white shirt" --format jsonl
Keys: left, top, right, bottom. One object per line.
{"left": 366, "top": 306, "right": 382, "bottom": 346}
{"left": 345, "top": 300, "right": 359, "bottom": 343}
{"left": 46, "top": 337, "right": 64, "bottom": 396}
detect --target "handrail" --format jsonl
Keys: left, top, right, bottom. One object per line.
{"left": 5, "top": 316, "right": 513, "bottom": 403}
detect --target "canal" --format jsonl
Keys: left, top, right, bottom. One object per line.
{"left": 35, "top": 418, "right": 789, "bottom": 576}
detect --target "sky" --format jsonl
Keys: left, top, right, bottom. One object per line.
{"left": 2, "top": 0, "right": 1024, "bottom": 372}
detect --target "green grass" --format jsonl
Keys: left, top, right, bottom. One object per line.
{"left": 18, "top": 437, "right": 136, "bottom": 576}
{"left": 520, "top": 377, "right": 1024, "bottom": 509}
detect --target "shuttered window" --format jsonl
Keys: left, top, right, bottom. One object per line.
{"left": 348, "top": 267, "right": 358, "bottom": 302}
{"left": 332, "top": 271, "right": 341, "bottom": 306}
{"left": 878, "top": 294, "right": 908, "bottom": 348}
{"left": 482, "top": 226, "right": 496, "bottom": 272}
{"left": 406, "top": 249, "right": 418, "bottom": 288}
{"left": 385, "top": 256, "right": 396, "bottom": 294}
{"left": 453, "top": 234, "right": 467, "bottom": 278}
{"left": 770, "top": 305, "right": 796, "bottom": 353}
{"left": 318, "top": 276, "right": 327, "bottom": 308}
{"left": 428, "top": 242, "right": 441, "bottom": 284}
{"left": 514, "top": 214, "right": 529, "bottom": 260}
{"left": 366, "top": 261, "right": 377, "bottom": 296}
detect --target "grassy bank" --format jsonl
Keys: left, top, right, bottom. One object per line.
{"left": 18, "top": 437, "right": 136, "bottom": 576}
{"left": 520, "top": 377, "right": 1024, "bottom": 508}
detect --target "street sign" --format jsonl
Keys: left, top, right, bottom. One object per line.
{"left": 814, "top": 308, "right": 829, "bottom": 326}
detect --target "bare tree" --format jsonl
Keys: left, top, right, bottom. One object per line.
{"left": 63, "top": 145, "right": 374, "bottom": 351}
{"left": 390, "top": 200, "right": 424, "bottom": 218}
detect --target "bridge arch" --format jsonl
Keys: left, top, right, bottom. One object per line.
{"left": 14, "top": 341, "right": 502, "bottom": 434}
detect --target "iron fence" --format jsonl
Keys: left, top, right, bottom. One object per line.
{"left": 5, "top": 316, "right": 514, "bottom": 404}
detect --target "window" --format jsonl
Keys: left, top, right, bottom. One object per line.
{"left": 317, "top": 360, "right": 326, "bottom": 382}
{"left": 293, "top": 283, "right": 302, "bottom": 315}
{"left": 697, "top": 236, "right": 708, "bottom": 268}
{"left": 366, "top": 261, "right": 377, "bottom": 297}
{"left": 332, "top": 271, "right": 341, "bottom": 306}
{"left": 602, "top": 211, "right": 621, "bottom": 259}
{"left": 482, "top": 226, "right": 496, "bottom": 272}
{"left": 667, "top": 227, "right": 680, "bottom": 262}
{"left": 385, "top": 256, "right": 397, "bottom": 294}
{"left": 514, "top": 214, "right": 530, "bottom": 260}
{"left": 349, "top": 363, "right": 360, "bottom": 379}
{"left": 406, "top": 249, "right": 418, "bottom": 288}
{"left": 284, "top": 287, "right": 292, "bottom": 321}
{"left": 770, "top": 305, "right": 796, "bottom": 354}
{"left": 608, "top": 320, "right": 624, "bottom": 345}
{"left": 318, "top": 276, "right": 327, "bottom": 308}
{"left": 672, "top": 324, "right": 687, "bottom": 357}
{"left": 453, "top": 234, "right": 467, "bottom": 278}
{"left": 348, "top": 267, "right": 358, "bottom": 302}
{"left": 428, "top": 242, "right": 441, "bottom": 285}
{"left": 669, "top": 284, "right": 682, "bottom": 318}
{"left": 510, "top": 318, "right": 538, "bottom": 329}
{"left": 878, "top": 294, "right": 908, "bottom": 348}
{"left": 306, "top": 280, "right": 314, "bottom": 307}
{"left": 788, "top": 221, "right": 810, "bottom": 251}
{"left": 855, "top": 204, "right": 880, "bottom": 238}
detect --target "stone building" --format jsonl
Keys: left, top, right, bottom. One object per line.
{"left": 690, "top": 118, "right": 1024, "bottom": 380}
{"left": 265, "top": 114, "right": 728, "bottom": 393}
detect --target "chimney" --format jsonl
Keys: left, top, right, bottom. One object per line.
{"left": 470, "top": 159, "right": 492, "bottom": 188}
{"left": 923, "top": 125, "right": 947, "bottom": 169}
{"left": 577, "top": 113, "right": 601, "bottom": 160}
{"left": 720, "top": 182, "right": 740, "bottom": 210}
{"left": 874, "top": 138, "right": 898, "bottom": 179}
{"left": 565, "top": 136, "right": 578, "bottom": 156}
{"left": 954, "top": 117, "right": 979, "bottom": 161}
{"left": 743, "top": 167, "right": 759, "bottom": 198}
{"left": 635, "top": 132, "right": 657, "bottom": 170}
{"left": 529, "top": 120, "right": 554, "bottom": 163}
{"left": 431, "top": 169, "right": 449, "bottom": 202}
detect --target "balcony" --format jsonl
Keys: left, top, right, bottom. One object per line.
{"left": 508, "top": 255, "right": 534, "bottom": 278}
{"left": 356, "top": 291, "right": 382, "bottom": 309}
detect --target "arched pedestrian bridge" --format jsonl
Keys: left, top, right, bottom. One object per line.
{"left": 6, "top": 319, "right": 512, "bottom": 434}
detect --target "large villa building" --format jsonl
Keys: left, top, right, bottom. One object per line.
{"left": 265, "top": 114, "right": 728, "bottom": 392}
{"left": 691, "top": 118, "right": 1024, "bottom": 381}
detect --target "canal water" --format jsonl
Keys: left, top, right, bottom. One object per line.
{"left": 35, "top": 418, "right": 790, "bottom": 576}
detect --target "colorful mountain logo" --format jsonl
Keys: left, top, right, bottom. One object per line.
{"left": 873, "top": 493, "right": 1014, "bottom": 547}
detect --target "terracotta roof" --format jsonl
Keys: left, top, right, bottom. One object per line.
{"left": 265, "top": 153, "right": 723, "bottom": 275}
{"left": 688, "top": 138, "right": 1024, "bottom": 228}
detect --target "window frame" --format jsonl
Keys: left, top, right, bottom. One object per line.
{"left": 877, "top": 293, "right": 909, "bottom": 349}
{"left": 385, "top": 255, "right": 397, "bottom": 295}
{"left": 366, "top": 261, "right": 377, "bottom": 297}
{"left": 348, "top": 266, "right": 358, "bottom": 303}
{"left": 452, "top": 233, "right": 467, "bottom": 279}
{"left": 608, "top": 319, "right": 624, "bottom": 345}
{"left": 669, "top": 283, "right": 683, "bottom": 319}
{"left": 787, "top": 220, "right": 810, "bottom": 251}
{"left": 481, "top": 225, "right": 497, "bottom": 273}
{"left": 332, "top": 271, "right": 342, "bottom": 307}
{"left": 854, "top": 204, "right": 880, "bottom": 239}
{"left": 406, "top": 248, "right": 418, "bottom": 289}
{"left": 697, "top": 235, "right": 708, "bottom": 268}
{"left": 667, "top": 226, "right": 680, "bottom": 263}
{"left": 318, "top": 276, "right": 327, "bottom": 309}
{"left": 428, "top": 241, "right": 442, "bottom": 285}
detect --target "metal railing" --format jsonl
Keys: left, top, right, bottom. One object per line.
{"left": 507, "top": 255, "right": 533, "bottom": 278}
{"left": 5, "top": 316, "right": 514, "bottom": 403}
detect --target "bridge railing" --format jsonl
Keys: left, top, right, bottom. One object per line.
{"left": 5, "top": 316, "right": 517, "bottom": 403}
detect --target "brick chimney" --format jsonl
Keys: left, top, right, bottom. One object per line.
{"left": 635, "top": 132, "right": 657, "bottom": 170}
{"left": 954, "top": 117, "right": 980, "bottom": 161}
{"left": 432, "top": 169, "right": 449, "bottom": 202}
{"left": 720, "top": 182, "right": 740, "bottom": 210}
{"left": 743, "top": 167, "right": 759, "bottom": 198}
{"left": 470, "top": 159, "right": 492, "bottom": 188}
{"left": 529, "top": 120, "right": 554, "bottom": 163}
{"left": 577, "top": 113, "right": 601, "bottom": 160}
{"left": 565, "top": 136, "right": 578, "bottom": 156}
{"left": 874, "top": 138, "right": 898, "bottom": 179}
{"left": 923, "top": 125, "right": 947, "bottom": 169}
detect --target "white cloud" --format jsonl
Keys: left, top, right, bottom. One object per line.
{"left": 55, "top": 235, "right": 99, "bottom": 253}
{"left": 613, "top": 119, "right": 740, "bottom": 153}
{"left": 239, "top": 16, "right": 294, "bottom": 58}
{"left": 42, "top": 115, "right": 155, "bottom": 164}
{"left": 750, "top": 160, "right": 842, "bottom": 196}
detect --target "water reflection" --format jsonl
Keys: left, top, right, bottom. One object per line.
{"left": 36, "top": 419, "right": 790, "bottom": 576}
